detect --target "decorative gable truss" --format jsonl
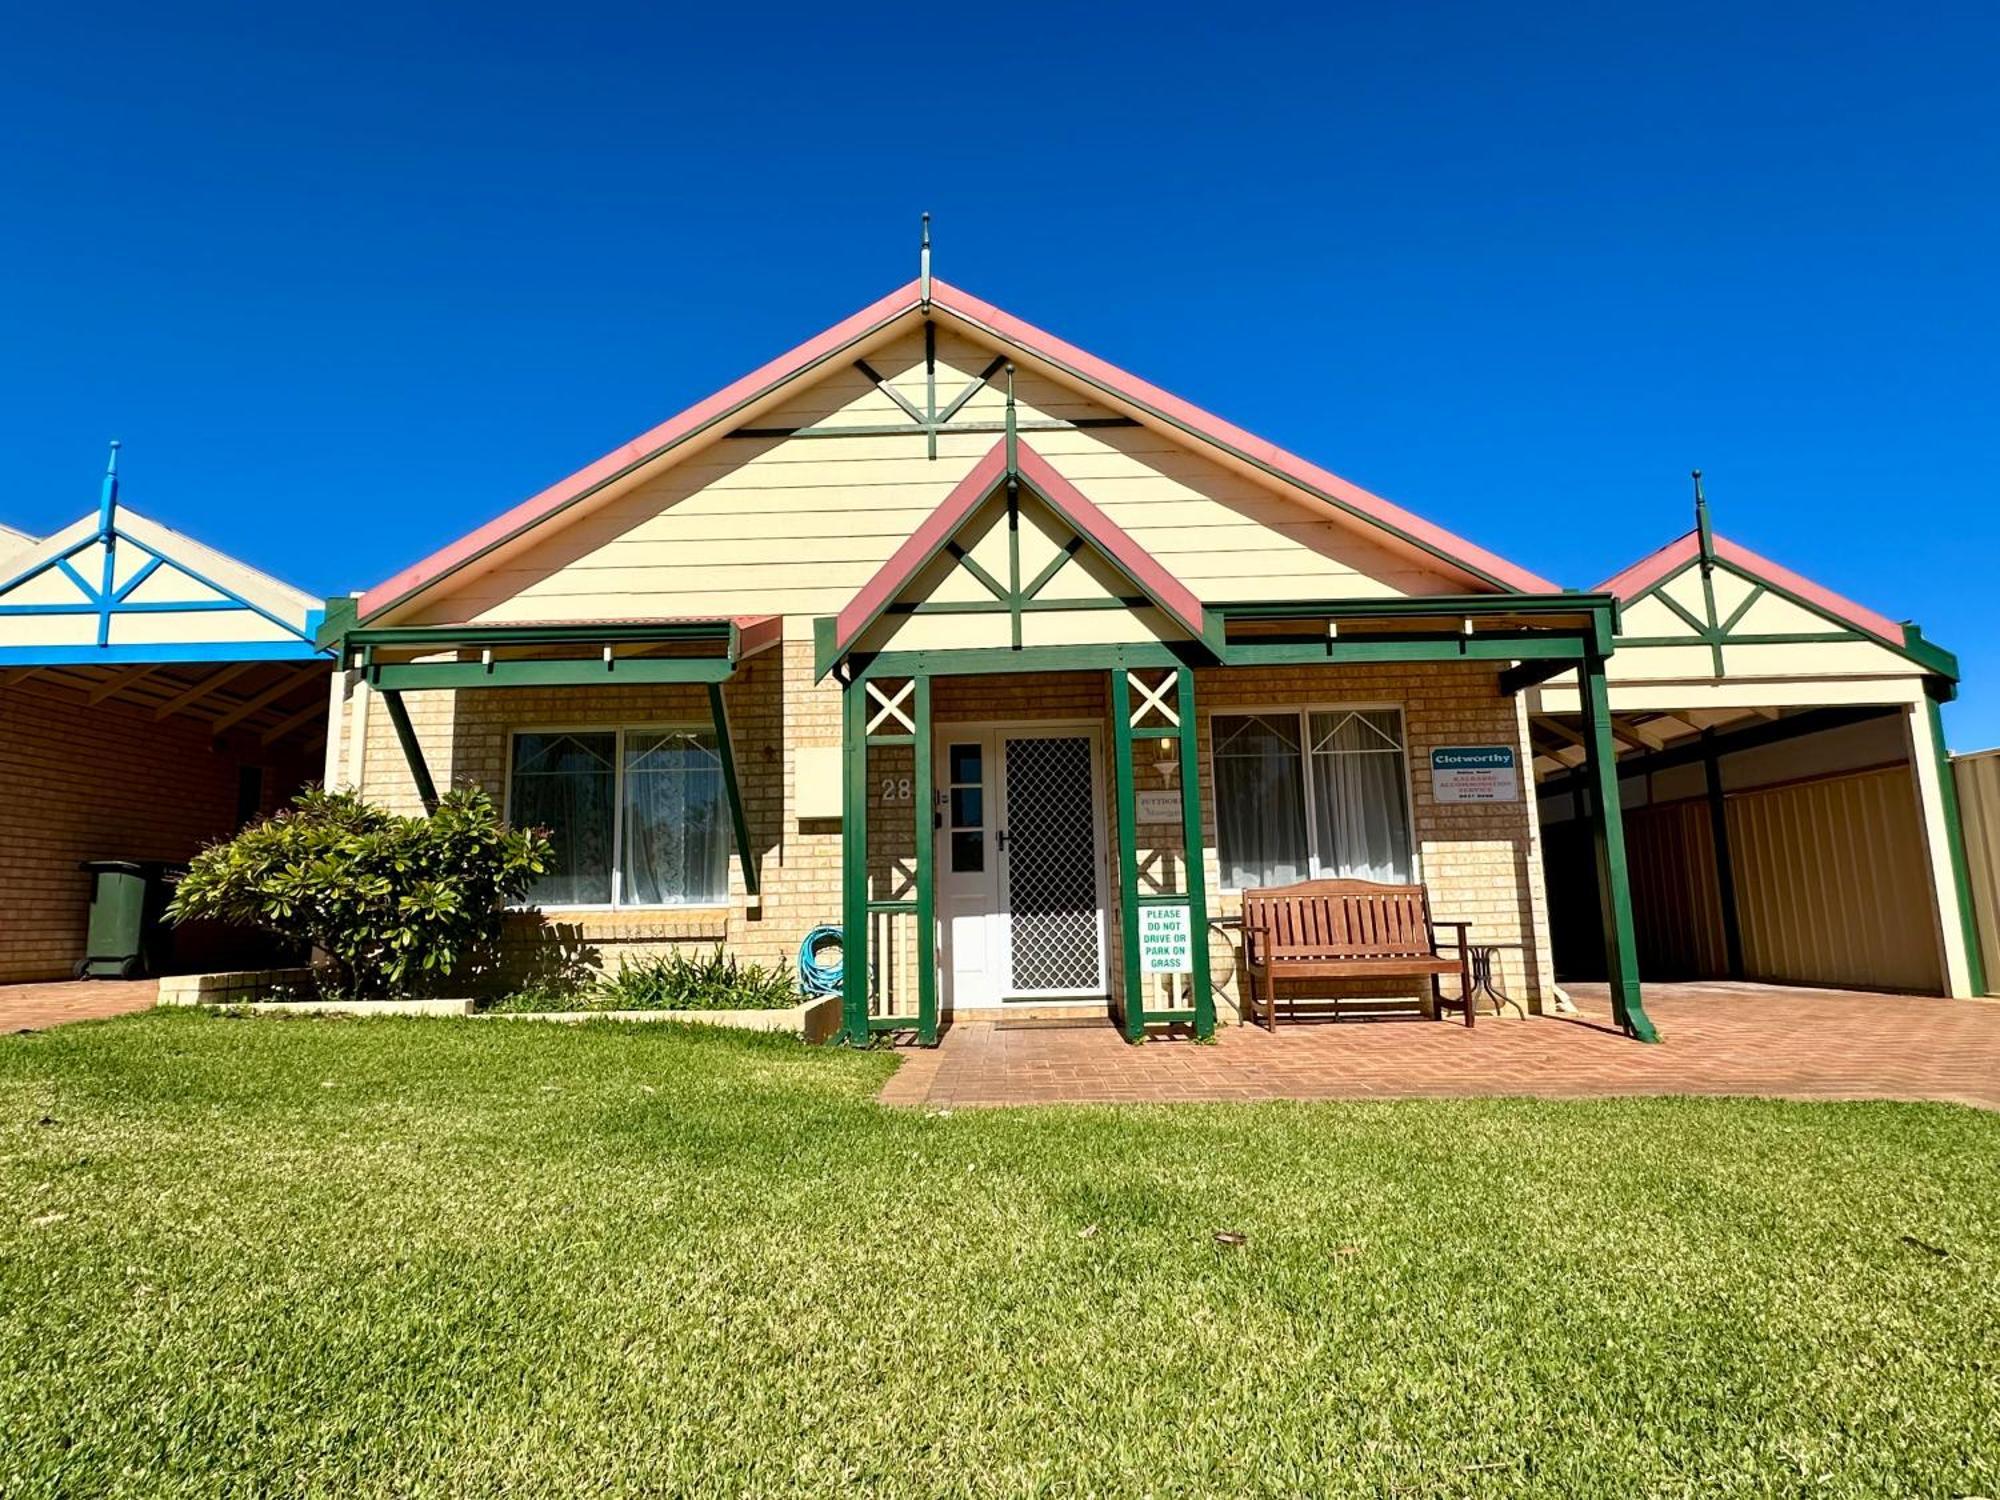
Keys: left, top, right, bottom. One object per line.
{"left": 0, "top": 452, "right": 322, "bottom": 666}
{"left": 817, "top": 421, "right": 1210, "bottom": 675}
{"left": 1602, "top": 518, "right": 1955, "bottom": 684}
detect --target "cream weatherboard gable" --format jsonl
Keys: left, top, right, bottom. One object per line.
{"left": 390, "top": 322, "right": 1489, "bottom": 631}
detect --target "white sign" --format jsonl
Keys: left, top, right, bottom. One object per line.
{"left": 1431, "top": 746, "right": 1519, "bottom": 803}
{"left": 1139, "top": 904, "right": 1193, "bottom": 973}
{"left": 1135, "top": 789, "right": 1180, "bottom": 825}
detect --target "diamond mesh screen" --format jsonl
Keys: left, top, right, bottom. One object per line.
{"left": 1004, "top": 735, "right": 1101, "bottom": 992}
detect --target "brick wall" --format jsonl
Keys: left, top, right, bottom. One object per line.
{"left": 346, "top": 628, "right": 838, "bottom": 985}
{"left": 341, "top": 633, "right": 1554, "bottom": 1016}
{"left": 0, "top": 677, "right": 316, "bottom": 982}
{"left": 1192, "top": 661, "right": 1555, "bottom": 1014}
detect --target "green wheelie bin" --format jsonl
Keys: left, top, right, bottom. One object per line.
{"left": 75, "top": 860, "right": 182, "bottom": 980}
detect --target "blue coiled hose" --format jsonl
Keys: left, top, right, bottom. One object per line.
{"left": 798, "top": 925, "right": 845, "bottom": 996}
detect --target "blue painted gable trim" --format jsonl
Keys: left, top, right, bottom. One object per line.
{"left": 0, "top": 640, "right": 327, "bottom": 666}
{"left": 0, "top": 516, "right": 328, "bottom": 666}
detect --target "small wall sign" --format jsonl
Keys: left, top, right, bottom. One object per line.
{"left": 1431, "top": 746, "right": 1519, "bottom": 803}
{"left": 1139, "top": 903, "right": 1193, "bottom": 973}
{"left": 1135, "top": 789, "right": 1181, "bottom": 825}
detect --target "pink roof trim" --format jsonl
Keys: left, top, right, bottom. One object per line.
{"left": 1011, "top": 443, "right": 1207, "bottom": 639}
{"left": 1597, "top": 529, "right": 1902, "bottom": 643}
{"left": 829, "top": 438, "right": 1208, "bottom": 658}
{"left": 832, "top": 442, "right": 1009, "bottom": 654}
{"left": 358, "top": 283, "right": 925, "bottom": 619}
{"left": 1595, "top": 531, "right": 1700, "bottom": 601}
{"left": 929, "top": 280, "right": 1558, "bottom": 594}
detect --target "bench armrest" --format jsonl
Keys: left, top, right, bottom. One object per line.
{"left": 1432, "top": 921, "right": 1472, "bottom": 953}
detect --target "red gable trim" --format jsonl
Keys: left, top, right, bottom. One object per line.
{"left": 1011, "top": 443, "right": 1206, "bottom": 641}
{"left": 928, "top": 281, "right": 1558, "bottom": 595}
{"left": 833, "top": 442, "right": 1010, "bottom": 654}
{"left": 1597, "top": 529, "right": 1902, "bottom": 644}
{"left": 358, "top": 282, "right": 925, "bottom": 621}
{"left": 1595, "top": 530, "right": 1699, "bottom": 601}
{"left": 1713, "top": 536, "right": 1902, "bottom": 643}
{"left": 829, "top": 438, "right": 1207, "bottom": 660}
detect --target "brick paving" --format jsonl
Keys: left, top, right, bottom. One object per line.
{"left": 0, "top": 979, "right": 157, "bottom": 1033}
{"left": 877, "top": 982, "right": 2000, "bottom": 1110}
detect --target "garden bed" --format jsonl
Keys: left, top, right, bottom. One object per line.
{"left": 478, "top": 993, "right": 842, "bottom": 1041}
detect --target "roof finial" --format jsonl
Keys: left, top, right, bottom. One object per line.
{"left": 98, "top": 439, "right": 122, "bottom": 534}
{"left": 919, "top": 212, "right": 932, "bottom": 310}
{"left": 1004, "top": 362, "right": 1017, "bottom": 483}
{"left": 1692, "top": 467, "right": 1714, "bottom": 572}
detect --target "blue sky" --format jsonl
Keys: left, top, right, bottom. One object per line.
{"left": 3, "top": 4, "right": 1995, "bottom": 742}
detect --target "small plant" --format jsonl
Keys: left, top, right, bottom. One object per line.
{"left": 485, "top": 947, "right": 800, "bottom": 1013}
{"left": 168, "top": 786, "right": 549, "bottom": 999}
{"left": 599, "top": 947, "right": 801, "bottom": 1011}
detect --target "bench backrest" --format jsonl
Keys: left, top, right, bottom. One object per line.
{"left": 1243, "top": 879, "right": 1437, "bottom": 959}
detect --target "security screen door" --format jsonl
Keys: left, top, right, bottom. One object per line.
{"left": 936, "top": 727, "right": 1107, "bottom": 1007}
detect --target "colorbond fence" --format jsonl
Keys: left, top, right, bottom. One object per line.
{"left": 1952, "top": 749, "right": 2000, "bottom": 996}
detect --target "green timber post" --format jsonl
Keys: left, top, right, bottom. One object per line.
{"left": 841, "top": 679, "right": 870, "bottom": 1045}
{"left": 1923, "top": 688, "right": 1988, "bottom": 998}
{"left": 1700, "top": 729, "right": 1744, "bottom": 979}
{"left": 1174, "top": 665, "right": 1215, "bottom": 1039}
{"left": 1579, "top": 649, "right": 1658, "bottom": 1042}
{"left": 1109, "top": 669, "right": 1145, "bottom": 1042}
{"left": 377, "top": 688, "right": 439, "bottom": 815}
{"left": 913, "top": 675, "right": 938, "bottom": 1044}
{"left": 706, "top": 683, "right": 759, "bottom": 903}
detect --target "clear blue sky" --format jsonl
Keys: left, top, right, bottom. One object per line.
{"left": 4, "top": 4, "right": 1995, "bottom": 742}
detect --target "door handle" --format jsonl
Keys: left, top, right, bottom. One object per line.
{"left": 995, "top": 829, "right": 1009, "bottom": 853}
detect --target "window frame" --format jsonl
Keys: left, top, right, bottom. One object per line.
{"left": 503, "top": 722, "right": 731, "bottom": 912}
{"left": 1206, "top": 700, "right": 1422, "bottom": 896}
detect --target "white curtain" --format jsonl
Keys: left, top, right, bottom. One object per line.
{"left": 510, "top": 732, "right": 616, "bottom": 905}
{"left": 621, "top": 731, "right": 728, "bottom": 906}
{"left": 1307, "top": 710, "right": 1413, "bottom": 882}
{"left": 1213, "top": 713, "right": 1309, "bottom": 889}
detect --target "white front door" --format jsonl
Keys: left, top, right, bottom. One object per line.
{"left": 936, "top": 726, "right": 1109, "bottom": 1010}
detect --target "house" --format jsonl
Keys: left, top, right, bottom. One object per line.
{"left": 0, "top": 447, "right": 331, "bottom": 980}
{"left": 316, "top": 265, "right": 1982, "bottom": 1042}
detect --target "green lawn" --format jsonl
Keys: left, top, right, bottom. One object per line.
{"left": 2, "top": 1013, "right": 1995, "bottom": 1497}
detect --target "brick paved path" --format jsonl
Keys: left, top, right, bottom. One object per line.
{"left": 878, "top": 982, "right": 2000, "bottom": 1110}
{"left": 0, "top": 979, "right": 157, "bottom": 1033}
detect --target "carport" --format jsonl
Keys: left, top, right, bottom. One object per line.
{"left": 1529, "top": 483, "right": 1983, "bottom": 999}
{"left": 0, "top": 447, "right": 331, "bottom": 980}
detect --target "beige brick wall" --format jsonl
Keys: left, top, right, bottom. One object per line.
{"left": 341, "top": 631, "right": 1553, "bottom": 1015}
{"left": 1193, "top": 661, "right": 1555, "bottom": 1014}
{"left": 0, "top": 676, "right": 316, "bottom": 982}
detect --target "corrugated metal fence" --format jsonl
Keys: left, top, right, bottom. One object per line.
{"left": 1952, "top": 749, "right": 2000, "bottom": 994}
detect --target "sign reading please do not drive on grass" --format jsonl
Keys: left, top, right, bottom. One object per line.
{"left": 1431, "top": 746, "right": 1519, "bottom": 803}
{"left": 1139, "top": 904, "right": 1193, "bottom": 973}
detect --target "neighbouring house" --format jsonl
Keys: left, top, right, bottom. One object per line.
{"left": 0, "top": 448, "right": 331, "bottom": 980}
{"left": 302, "top": 269, "right": 1984, "bottom": 1043}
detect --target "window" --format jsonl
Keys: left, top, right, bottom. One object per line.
{"left": 1212, "top": 707, "right": 1414, "bottom": 890}
{"left": 508, "top": 728, "right": 728, "bottom": 908}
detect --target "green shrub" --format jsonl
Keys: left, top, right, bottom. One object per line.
{"left": 485, "top": 947, "right": 800, "bottom": 1013}
{"left": 167, "top": 787, "right": 549, "bottom": 999}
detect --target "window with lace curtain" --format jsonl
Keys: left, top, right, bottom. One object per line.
{"left": 507, "top": 727, "right": 728, "bottom": 908}
{"left": 1211, "top": 707, "right": 1415, "bottom": 891}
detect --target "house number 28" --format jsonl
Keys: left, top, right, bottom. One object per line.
{"left": 879, "top": 776, "right": 913, "bottom": 804}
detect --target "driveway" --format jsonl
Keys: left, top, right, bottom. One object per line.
{"left": 0, "top": 979, "right": 158, "bottom": 1033}
{"left": 879, "top": 982, "right": 2000, "bottom": 1110}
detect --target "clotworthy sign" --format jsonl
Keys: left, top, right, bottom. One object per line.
{"left": 1431, "top": 746, "right": 1520, "bottom": 803}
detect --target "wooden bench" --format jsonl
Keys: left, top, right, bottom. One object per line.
{"left": 1242, "top": 879, "right": 1473, "bottom": 1032}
